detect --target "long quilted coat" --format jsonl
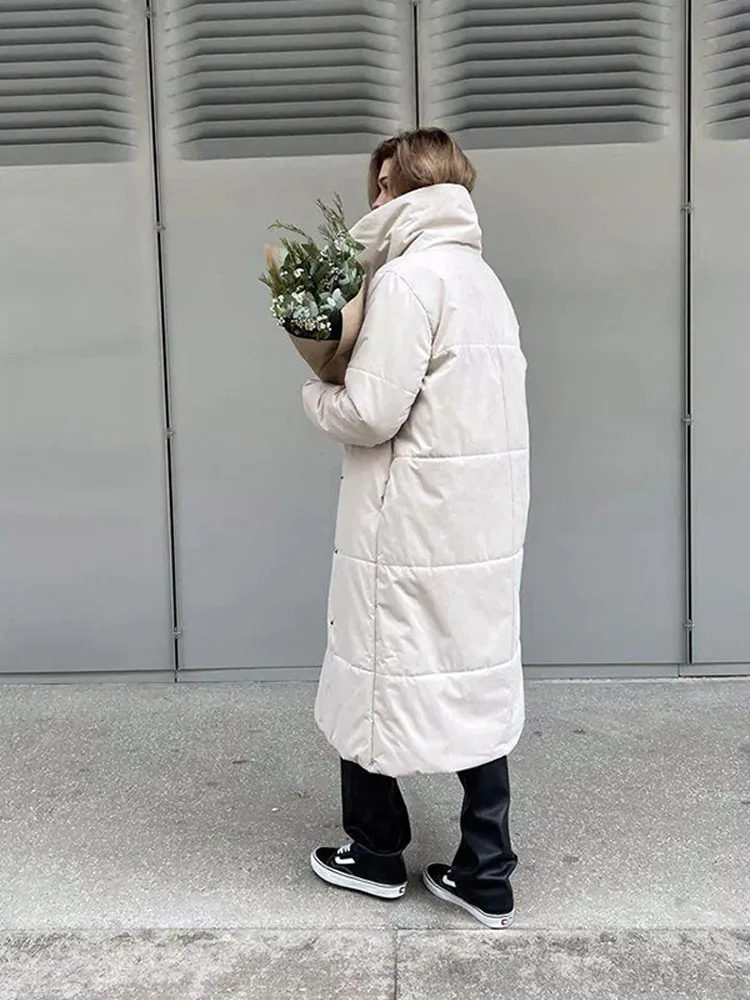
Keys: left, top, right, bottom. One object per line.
{"left": 302, "top": 184, "right": 529, "bottom": 777}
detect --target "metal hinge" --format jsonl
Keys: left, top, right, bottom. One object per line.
{"left": 681, "top": 202, "right": 694, "bottom": 215}
{"left": 165, "top": 427, "right": 175, "bottom": 439}
{"left": 682, "top": 414, "right": 694, "bottom": 426}
{"left": 684, "top": 620, "right": 695, "bottom": 632}
{"left": 144, "top": 1, "right": 155, "bottom": 18}
{"left": 155, "top": 222, "right": 166, "bottom": 233}
{"left": 172, "top": 629, "right": 183, "bottom": 639}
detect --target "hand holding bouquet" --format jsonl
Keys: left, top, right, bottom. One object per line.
{"left": 261, "top": 196, "right": 366, "bottom": 386}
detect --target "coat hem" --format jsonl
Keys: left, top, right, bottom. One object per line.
{"left": 320, "top": 721, "right": 525, "bottom": 778}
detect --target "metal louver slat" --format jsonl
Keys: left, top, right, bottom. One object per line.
{"left": 420, "top": 0, "right": 671, "bottom": 149}
{"left": 704, "top": 0, "right": 750, "bottom": 139}
{"left": 166, "top": 0, "right": 413, "bottom": 160}
{"left": 0, "top": 0, "right": 137, "bottom": 166}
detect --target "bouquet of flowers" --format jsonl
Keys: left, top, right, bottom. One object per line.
{"left": 261, "top": 195, "right": 366, "bottom": 385}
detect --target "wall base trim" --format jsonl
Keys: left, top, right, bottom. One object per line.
{"left": 1, "top": 664, "right": 747, "bottom": 685}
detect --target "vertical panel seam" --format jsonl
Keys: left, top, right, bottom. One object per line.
{"left": 412, "top": 0, "right": 421, "bottom": 127}
{"left": 681, "top": 0, "right": 695, "bottom": 670}
{"left": 143, "top": 0, "right": 181, "bottom": 679}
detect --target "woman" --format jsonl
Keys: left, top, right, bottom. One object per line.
{"left": 303, "top": 129, "right": 530, "bottom": 929}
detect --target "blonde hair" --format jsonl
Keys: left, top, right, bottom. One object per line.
{"left": 368, "top": 128, "right": 477, "bottom": 208}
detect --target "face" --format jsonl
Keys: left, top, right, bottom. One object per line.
{"left": 372, "top": 158, "right": 393, "bottom": 208}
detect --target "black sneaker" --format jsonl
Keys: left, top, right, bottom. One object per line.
{"left": 423, "top": 863, "right": 515, "bottom": 929}
{"left": 310, "top": 843, "right": 407, "bottom": 900}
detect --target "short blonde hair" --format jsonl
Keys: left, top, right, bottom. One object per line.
{"left": 368, "top": 128, "right": 477, "bottom": 208}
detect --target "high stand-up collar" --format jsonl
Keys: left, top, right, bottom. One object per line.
{"left": 350, "top": 184, "right": 483, "bottom": 277}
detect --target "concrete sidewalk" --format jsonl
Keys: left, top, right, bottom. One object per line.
{"left": 1, "top": 679, "right": 749, "bottom": 998}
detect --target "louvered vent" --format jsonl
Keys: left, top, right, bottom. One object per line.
{"left": 420, "top": 0, "right": 671, "bottom": 148}
{"left": 166, "top": 0, "right": 412, "bottom": 160}
{"left": 704, "top": 0, "right": 750, "bottom": 139}
{"left": 0, "top": 0, "right": 137, "bottom": 167}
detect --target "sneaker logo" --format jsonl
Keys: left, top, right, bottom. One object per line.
{"left": 334, "top": 855, "right": 356, "bottom": 867}
{"left": 443, "top": 875, "right": 457, "bottom": 889}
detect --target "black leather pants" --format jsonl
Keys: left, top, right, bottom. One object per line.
{"left": 340, "top": 756, "right": 517, "bottom": 910}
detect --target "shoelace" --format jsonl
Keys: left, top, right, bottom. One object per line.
{"left": 336, "top": 844, "right": 353, "bottom": 858}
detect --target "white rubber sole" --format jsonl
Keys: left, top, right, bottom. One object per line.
{"left": 310, "top": 851, "right": 407, "bottom": 900}
{"left": 423, "top": 870, "right": 515, "bottom": 929}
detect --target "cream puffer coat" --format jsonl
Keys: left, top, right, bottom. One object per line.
{"left": 303, "top": 184, "right": 529, "bottom": 777}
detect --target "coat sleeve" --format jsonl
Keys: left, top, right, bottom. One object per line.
{"left": 302, "top": 269, "right": 432, "bottom": 448}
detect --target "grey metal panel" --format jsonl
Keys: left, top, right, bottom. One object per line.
{"left": 164, "top": 0, "right": 414, "bottom": 160}
{"left": 471, "top": 141, "right": 684, "bottom": 664}
{"left": 692, "top": 0, "right": 750, "bottom": 664}
{"left": 157, "top": 5, "right": 683, "bottom": 673}
{"left": 703, "top": 0, "right": 750, "bottom": 140}
{"left": 0, "top": 13, "right": 172, "bottom": 674}
{"left": 419, "top": 0, "right": 672, "bottom": 148}
{"left": 157, "top": 155, "right": 368, "bottom": 671}
{"left": 162, "top": 143, "right": 683, "bottom": 671}
{"left": 154, "top": 3, "right": 415, "bottom": 672}
{"left": 419, "top": 3, "right": 685, "bottom": 666}
{"left": 0, "top": 0, "right": 138, "bottom": 166}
